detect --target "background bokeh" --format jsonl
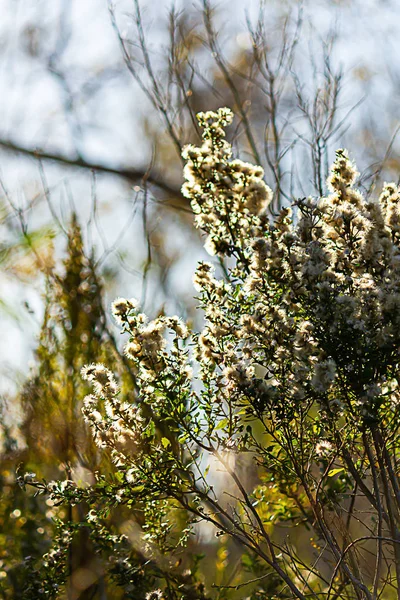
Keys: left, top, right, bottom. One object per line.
{"left": 1, "top": 0, "right": 400, "bottom": 596}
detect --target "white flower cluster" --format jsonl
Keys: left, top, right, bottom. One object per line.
{"left": 82, "top": 110, "right": 400, "bottom": 470}
{"left": 81, "top": 363, "right": 143, "bottom": 458}
{"left": 145, "top": 591, "right": 164, "bottom": 600}
{"left": 81, "top": 363, "right": 119, "bottom": 399}
{"left": 77, "top": 297, "right": 196, "bottom": 490}
{"left": 116, "top": 300, "right": 191, "bottom": 400}
{"left": 238, "top": 148, "right": 400, "bottom": 417}
{"left": 111, "top": 297, "right": 139, "bottom": 325}
{"left": 187, "top": 136, "right": 400, "bottom": 420}
{"left": 42, "top": 529, "right": 73, "bottom": 570}
{"left": 182, "top": 107, "right": 272, "bottom": 256}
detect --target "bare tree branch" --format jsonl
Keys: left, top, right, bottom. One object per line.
{"left": 0, "top": 138, "right": 182, "bottom": 198}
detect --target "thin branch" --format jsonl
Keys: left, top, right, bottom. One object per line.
{"left": 0, "top": 138, "right": 182, "bottom": 198}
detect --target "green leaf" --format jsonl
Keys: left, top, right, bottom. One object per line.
{"left": 161, "top": 437, "right": 171, "bottom": 448}
{"left": 216, "top": 418, "right": 229, "bottom": 431}
{"left": 328, "top": 468, "right": 345, "bottom": 478}
{"left": 115, "top": 472, "right": 124, "bottom": 484}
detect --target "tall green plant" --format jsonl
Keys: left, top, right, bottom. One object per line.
{"left": 0, "top": 216, "right": 136, "bottom": 598}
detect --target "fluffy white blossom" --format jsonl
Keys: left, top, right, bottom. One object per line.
{"left": 111, "top": 297, "right": 139, "bottom": 325}
{"left": 81, "top": 363, "right": 119, "bottom": 398}
{"left": 181, "top": 107, "right": 272, "bottom": 256}
{"left": 315, "top": 440, "right": 333, "bottom": 456}
{"left": 145, "top": 590, "right": 164, "bottom": 600}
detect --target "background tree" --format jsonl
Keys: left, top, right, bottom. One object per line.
{"left": 0, "top": 215, "right": 134, "bottom": 597}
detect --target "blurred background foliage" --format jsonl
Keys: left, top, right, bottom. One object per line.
{"left": 1, "top": 0, "right": 400, "bottom": 596}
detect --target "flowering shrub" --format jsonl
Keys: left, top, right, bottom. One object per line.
{"left": 26, "top": 109, "right": 400, "bottom": 599}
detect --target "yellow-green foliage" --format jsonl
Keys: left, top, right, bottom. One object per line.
{"left": 0, "top": 215, "right": 136, "bottom": 597}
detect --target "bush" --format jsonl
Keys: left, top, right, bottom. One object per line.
{"left": 24, "top": 108, "right": 400, "bottom": 599}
